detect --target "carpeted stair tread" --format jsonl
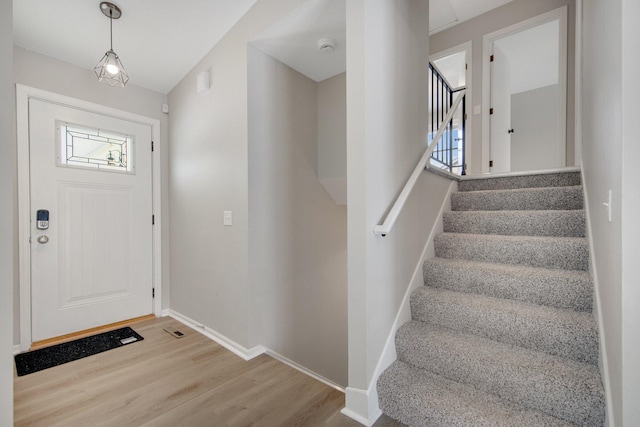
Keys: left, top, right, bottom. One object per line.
{"left": 434, "top": 233, "right": 589, "bottom": 271}
{"left": 410, "top": 286, "right": 598, "bottom": 364}
{"left": 451, "top": 186, "right": 583, "bottom": 211}
{"left": 378, "top": 172, "right": 603, "bottom": 426}
{"left": 458, "top": 171, "right": 581, "bottom": 192}
{"left": 443, "top": 210, "right": 585, "bottom": 237}
{"left": 377, "top": 360, "right": 577, "bottom": 427}
{"left": 395, "top": 321, "right": 605, "bottom": 426}
{"left": 422, "top": 257, "right": 592, "bottom": 311}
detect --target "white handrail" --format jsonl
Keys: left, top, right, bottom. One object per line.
{"left": 373, "top": 89, "right": 466, "bottom": 236}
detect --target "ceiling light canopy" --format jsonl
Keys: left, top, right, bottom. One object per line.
{"left": 94, "top": 2, "right": 129, "bottom": 87}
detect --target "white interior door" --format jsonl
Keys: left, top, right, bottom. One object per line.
{"left": 489, "top": 44, "right": 512, "bottom": 173}
{"left": 29, "top": 98, "right": 153, "bottom": 342}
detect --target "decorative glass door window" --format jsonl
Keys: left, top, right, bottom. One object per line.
{"left": 57, "top": 122, "right": 134, "bottom": 173}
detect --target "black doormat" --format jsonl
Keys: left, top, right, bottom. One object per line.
{"left": 15, "top": 326, "right": 144, "bottom": 376}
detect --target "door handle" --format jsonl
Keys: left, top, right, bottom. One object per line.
{"left": 37, "top": 235, "right": 49, "bottom": 244}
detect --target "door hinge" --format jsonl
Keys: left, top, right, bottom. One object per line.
{"left": 490, "top": 54, "right": 494, "bottom": 62}
{"left": 489, "top": 160, "right": 494, "bottom": 167}
{"left": 490, "top": 108, "right": 494, "bottom": 115}
{"left": 151, "top": 141, "right": 154, "bottom": 152}
{"left": 464, "top": 113, "right": 468, "bottom": 120}
{"left": 465, "top": 63, "right": 468, "bottom": 70}
{"left": 152, "top": 288, "right": 155, "bottom": 298}
{"left": 152, "top": 215, "right": 155, "bottom": 225}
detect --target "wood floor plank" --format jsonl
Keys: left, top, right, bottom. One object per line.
{"left": 14, "top": 317, "right": 405, "bottom": 427}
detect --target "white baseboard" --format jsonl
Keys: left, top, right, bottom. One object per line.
{"left": 264, "top": 349, "right": 344, "bottom": 393}
{"left": 166, "top": 310, "right": 348, "bottom": 402}
{"left": 166, "top": 309, "right": 265, "bottom": 361}
{"left": 581, "top": 169, "right": 615, "bottom": 427}
{"left": 13, "top": 344, "right": 21, "bottom": 355}
{"left": 342, "top": 386, "right": 383, "bottom": 426}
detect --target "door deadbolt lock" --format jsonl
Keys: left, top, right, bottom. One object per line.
{"left": 36, "top": 210, "right": 49, "bottom": 230}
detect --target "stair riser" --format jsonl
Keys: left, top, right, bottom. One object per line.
{"left": 443, "top": 210, "right": 585, "bottom": 237}
{"left": 458, "top": 172, "right": 581, "bottom": 192}
{"left": 396, "top": 322, "right": 605, "bottom": 426}
{"left": 411, "top": 287, "right": 598, "bottom": 364}
{"left": 451, "top": 187, "right": 583, "bottom": 211}
{"left": 423, "top": 258, "right": 593, "bottom": 311}
{"left": 434, "top": 234, "right": 589, "bottom": 271}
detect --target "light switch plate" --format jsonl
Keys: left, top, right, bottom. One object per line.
{"left": 223, "top": 210, "right": 232, "bottom": 226}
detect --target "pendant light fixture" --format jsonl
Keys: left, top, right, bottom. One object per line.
{"left": 94, "top": 2, "right": 129, "bottom": 87}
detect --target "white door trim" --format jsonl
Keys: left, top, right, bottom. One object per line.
{"left": 481, "top": 6, "right": 568, "bottom": 174}
{"left": 431, "top": 41, "right": 473, "bottom": 174}
{"left": 16, "top": 84, "right": 162, "bottom": 351}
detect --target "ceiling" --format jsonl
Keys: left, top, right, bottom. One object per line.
{"left": 13, "top": 0, "right": 514, "bottom": 93}
{"left": 429, "top": 0, "right": 513, "bottom": 34}
{"left": 13, "top": 0, "right": 257, "bottom": 94}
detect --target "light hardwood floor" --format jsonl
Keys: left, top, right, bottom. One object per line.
{"left": 14, "top": 317, "right": 404, "bottom": 427}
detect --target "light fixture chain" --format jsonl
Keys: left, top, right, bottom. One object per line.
{"left": 110, "top": 9, "right": 113, "bottom": 51}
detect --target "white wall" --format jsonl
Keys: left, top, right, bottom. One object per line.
{"left": 345, "top": 0, "right": 454, "bottom": 421}
{"left": 430, "top": 0, "right": 576, "bottom": 175}
{"left": 167, "top": 0, "right": 306, "bottom": 349}
{"left": 247, "top": 46, "right": 347, "bottom": 386}
{"left": 511, "top": 84, "right": 560, "bottom": 172}
{"left": 12, "top": 47, "right": 171, "bottom": 343}
{"left": 582, "top": 1, "right": 622, "bottom": 424}
{"left": 582, "top": 0, "right": 640, "bottom": 424}
{"left": 0, "top": 0, "right": 14, "bottom": 424}
{"left": 318, "top": 72, "right": 347, "bottom": 205}
{"left": 620, "top": 0, "right": 640, "bottom": 423}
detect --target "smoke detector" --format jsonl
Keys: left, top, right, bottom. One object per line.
{"left": 317, "top": 38, "right": 336, "bottom": 53}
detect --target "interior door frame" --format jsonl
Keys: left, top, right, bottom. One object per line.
{"left": 481, "top": 6, "right": 568, "bottom": 174}
{"left": 430, "top": 40, "right": 473, "bottom": 174}
{"left": 16, "top": 84, "right": 162, "bottom": 351}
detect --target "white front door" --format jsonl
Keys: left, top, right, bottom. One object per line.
{"left": 29, "top": 98, "right": 153, "bottom": 342}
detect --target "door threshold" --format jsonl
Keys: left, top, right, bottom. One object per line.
{"left": 30, "top": 314, "right": 156, "bottom": 351}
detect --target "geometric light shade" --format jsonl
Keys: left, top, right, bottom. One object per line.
{"left": 94, "top": 49, "right": 129, "bottom": 87}
{"left": 94, "top": 2, "right": 128, "bottom": 87}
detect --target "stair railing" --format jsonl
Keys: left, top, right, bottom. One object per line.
{"left": 429, "top": 62, "right": 466, "bottom": 176}
{"left": 373, "top": 88, "right": 466, "bottom": 237}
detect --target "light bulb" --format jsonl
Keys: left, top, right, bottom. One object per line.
{"left": 105, "top": 64, "right": 119, "bottom": 75}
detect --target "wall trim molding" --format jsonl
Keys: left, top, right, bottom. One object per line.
{"left": 581, "top": 167, "right": 615, "bottom": 427}
{"left": 15, "top": 84, "right": 162, "bottom": 352}
{"left": 265, "top": 349, "right": 344, "bottom": 393}
{"left": 481, "top": 6, "right": 568, "bottom": 174}
{"left": 166, "top": 310, "right": 265, "bottom": 361}
{"left": 166, "top": 310, "right": 346, "bottom": 395}
{"left": 342, "top": 386, "right": 382, "bottom": 427}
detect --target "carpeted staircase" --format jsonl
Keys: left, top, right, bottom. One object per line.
{"left": 377, "top": 171, "right": 605, "bottom": 426}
